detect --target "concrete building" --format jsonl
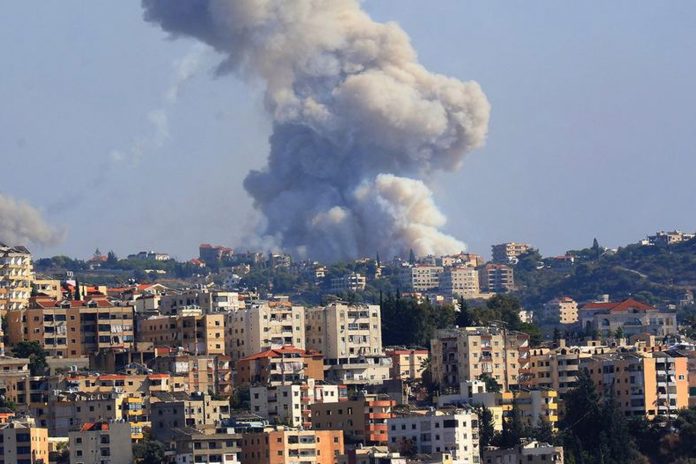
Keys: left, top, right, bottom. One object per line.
{"left": 137, "top": 310, "right": 225, "bottom": 355}
{"left": 172, "top": 426, "right": 242, "bottom": 464}
{"left": 158, "top": 290, "right": 240, "bottom": 315}
{"left": 491, "top": 242, "right": 531, "bottom": 264}
{"left": 0, "top": 244, "right": 34, "bottom": 315}
{"left": 225, "top": 302, "right": 306, "bottom": 362}
{"left": 31, "top": 279, "right": 62, "bottom": 300}
{"left": 431, "top": 327, "right": 530, "bottom": 391}
{"left": 6, "top": 298, "right": 134, "bottom": 358}
{"left": 479, "top": 264, "right": 514, "bottom": 294}
{"left": 0, "top": 417, "right": 49, "bottom": 464}
{"left": 543, "top": 297, "right": 578, "bottom": 325}
{"left": 199, "top": 244, "right": 234, "bottom": 264}
{"left": 239, "top": 427, "right": 344, "bottom": 464}
{"left": 399, "top": 265, "right": 443, "bottom": 292}
{"left": 237, "top": 346, "right": 324, "bottom": 386}
{"left": 251, "top": 379, "right": 346, "bottom": 428}
{"left": 311, "top": 394, "right": 395, "bottom": 446}
{"left": 579, "top": 298, "right": 677, "bottom": 338}
{"left": 385, "top": 348, "right": 429, "bottom": 381}
{"left": 387, "top": 409, "right": 479, "bottom": 464}
{"left": 482, "top": 440, "right": 563, "bottom": 464}
{"left": 69, "top": 421, "right": 133, "bottom": 464}
{"left": 150, "top": 392, "right": 231, "bottom": 442}
{"left": 329, "top": 273, "right": 367, "bottom": 294}
{"left": 150, "top": 353, "right": 233, "bottom": 398}
{"left": 305, "top": 303, "right": 391, "bottom": 385}
{"left": 439, "top": 266, "right": 480, "bottom": 299}
{"left": 0, "top": 356, "right": 30, "bottom": 408}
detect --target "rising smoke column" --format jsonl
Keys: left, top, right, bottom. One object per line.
{"left": 143, "top": 0, "right": 490, "bottom": 261}
{"left": 0, "top": 193, "right": 64, "bottom": 246}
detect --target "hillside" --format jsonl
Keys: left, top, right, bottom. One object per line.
{"left": 513, "top": 237, "right": 696, "bottom": 307}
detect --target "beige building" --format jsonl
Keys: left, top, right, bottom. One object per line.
{"left": 305, "top": 303, "right": 391, "bottom": 385}
{"left": 439, "top": 266, "right": 480, "bottom": 299}
{"left": 0, "top": 417, "right": 49, "bottom": 464}
{"left": 0, "top": 356, "right": 30, "bottom": 407}
{"left": 491, "top": 242, "right": 531, "bottom": 264}
{"left": 482, "top": 440, "right": 563, "bottom": 464}
{"left": 329, "top": 273, "right": 366, "bottom": 294}
{"left": 543, "top": 297, "right": 578, "bottom": 324}
{"left": 69, "top": 421, "right": 133, "bottom": 464}
{"left": 173, "top": 426, "right": 242, "bottom": 464}
{"left": 137, "top": 309, "right": 225, "bottom": 355}
{"left": 579, "top": 298, "right": 677, "bottom": 338}
{"left": 6, "top": 298, "right": 134, "bottom": 358}
{"left": 239, "top": 427, "right": 344, "bottom": 464}
{"left": 31, "top": 279, "right": 62, "bottom": 300}
{"left": 225, "top": 302, "right": 305, "bottom": 362}
{"left": 385, "top": 348, "right": 429, "bottom": 381}
{"left": 158, "top": 289, "right": 240, "bottom": 315}
{"left": 0, "top": 244, "right": 34, "bottom": 315}
{"left": 399, "top": 265, "right": 443, "bottom": 292}
{"left": 479, "top": 264, "right": 514, "bottom": 293}
{"left": 431, "top": 327, "right": 530, "bottom": 391}
{"left": 150, "top": 392, "right": 231, "bottom": 442}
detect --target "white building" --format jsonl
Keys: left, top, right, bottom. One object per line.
{"left": 159, "top": 289, "right": 240, "bottom": 315}
{"left": 387, "top": 409, "right": 479, "bottom": 464}
{"left": 305, "top": 303, "right": 391, "bottom": 385}
{"left": 226, "top": 302, "right": 305, "bottom": 361}
{"left": 329, "top": 272, "right": 367, "bottom": 294}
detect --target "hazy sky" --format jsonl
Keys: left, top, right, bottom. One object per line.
{"left": 2, "top": 1, "right": 695, "bottom": 260}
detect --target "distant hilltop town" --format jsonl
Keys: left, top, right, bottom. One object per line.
{"left": 0, "top": 229, "right": 695, "bottom": 464}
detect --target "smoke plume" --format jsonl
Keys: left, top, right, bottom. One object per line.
{"left": 143, "top": 0, "right": 490, "bottom": 261}
{"left": 0, "top": 193, "right": 64, "bottom": 247}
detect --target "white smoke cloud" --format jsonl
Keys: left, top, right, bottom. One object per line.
{"left": 0, "top": 193, "right": 65, "bottom": 247}
{"left": 143, "top": 0, "right": 490, "bottom": 261}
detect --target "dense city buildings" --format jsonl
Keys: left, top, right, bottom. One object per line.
{"left": 68, "top": 421, "right": 133, "bottom": 464}
{"left": 239, "top": 427, "right": 344, "bottom": 464}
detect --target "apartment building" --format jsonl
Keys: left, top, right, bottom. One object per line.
{"left": 137, "top": 310, "right": 225, "bottom": 355}
{"left": 69, "top": 421, "right": 133, "bottom": 464}
{"left": 0, "top": 356, "right": 30, "bottom": 408}
{"left": 225, "top": 302, "right": 305, "bottom": 362}
{"left": 305, "top": 303, "right": 391, "bottom": 385}
{"left": 431, "top": 327, "right": 530, "bottom": 391}
{"left": 31, "top": 279, "right": 62, "bottom": 300}
{"left": 150, "top": 392, "right": 231, "bottom": 442}
{"left": 439, "top": 266, "right": 481, "bottom": 299}
{"left": 482, "top": 440, "right": 563, "bottom": 464}
{"left": 251, "top": 379, "right": 346, "bottom": 428}
{"left": 6, "top": 298, "right": 134, "bottom": 358}
{"left": 310, "top": 394, "right": 395, "bottom": 446}
{"left": 399, "top": 265, "right": 443, "bottom": 292}
{"left": 479, "top": 264, "right": 514, "bottom": 294}
{"left": 150, "top": 353, "right": 233, "bottom": 398}
{"left": 387, "top": 409, "right": 479, "bottom": 464}
{"left": 236, "top": 346, "right": 324, "bottom": 386}
{"left": 491, "top": 242, "right": 531, "bottom": 264}
{"left": 329, "top": 273, "right": 367, "bottom": 294}
{"left": 582, "top": 351, "right": 688, "bottom": 419}
{"left": 579, "top": 298, "right": 678, "bottom": 338}
{"left": 385, "top": 348, "right": 429, "bottom": 381}
{"left": 199, "top": 244, "right": 234, "bottom": 263}
{"left": 158, "top": 289, "right": 240, "bottom": 315}
{"left": 239, "top": 427, "right": 344, "bottom": 464}
{"left": 0, "top": 244, "right": 34, "bottom": 315}
{"left": 0, "top": 417, "right": 49, "bottom": 464}
{"left": 543, "top": 297, "right": 578, "bottom": 324}
{"left": 173, "top": 426, "right": 242, "bottom": 464}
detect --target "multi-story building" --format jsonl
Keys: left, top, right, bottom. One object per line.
{"left": 305, "top": 303, "right": 391, "bottom": 385}
{"left": 482, "top": 440, "right": 563, "bottom": 464}
{"left": 173, "top": 426, "right": 242, "bottom": 464}
{"left": 310, "top": 394, "right": 395, "bottom": 446}
{"left": 239, "top": 427, "right": 344, "bottom": 464}
{"left": 69, "top": 421, "right": 133, "bottom": 464}
{"left": 479, "top": 264, "right": 514, "bottom": 293}
{"left": 199, "top": 244, "right": 234, "bottom": 264}
{"left": 6, "top": 298, "right": 134, "bottom": 358}
{"left": 158, "top": 289, "right": 240, "bottom": 315}
{"left": 385, "top": 348, "right": 429, "bottom": 381}
{"left": 439, "top": 266, "right": 481, "bottom": 299}
{"left": 491, "top": 242, "right": 531, "bottom": 264}
{"left": 0, "top": 356, "right": 30, "bottom": 407}
{"left": 0, "top": 417, "right": 49, "bottom": 464}
{"left": 579, "top": 298, "right": 678, "bottom": 338}
{"left": 251, "top": 379, "right": 347, "bottom": 428}
{"left": 387, "top": 408, "right": 479, "bottom": 464}
{"left": 31, "top": 279, "right": 62, "bottom": 300}
{"left": 543, "top": 297, "right": 578, "bottom": 324}
{"left": 431, "top": 327, "right": 530, "bottom": 391}
{"left": 137, "top": 309, "right": 225, "bottom": 355}
{"left": 236, "top": 346, "right": 324, "bottom": 386}
{"left": 225, "top": 302, "right": 305, "bottom": 362}
{"left": 582, "top": 351, "right": 689, "bottom": 419}
{"left": 150, "top": 392, "right": 231, "bottom": 442}
{"left": 329, "top": 273, "right": 367, "bottom": 294}
{"left": 0, "top": 244, "right": 34, "bottom": 315}
{"left": 149, "top": 353, "right": 233, "bottom": 397}
{"left": 399, "top": 265, "right": 443, "bottom": 292}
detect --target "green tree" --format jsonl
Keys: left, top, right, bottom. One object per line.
{"left": 499, "top": 400, "right": 525, "bottom": 448}
{"left": 106, "top": 250, "right": 118, "bottom": 265}
{"left": 477, "top": 405, "right": 496, "bottom": 453}
{"left": 408, "top": 249, "right": 416, "bottom": 265}
{"left": 133, "top": 438, "right": 165, "bottom": 464}
{"left": 12, "top": 341, "right": 48, "bottom": 375}
{"left": 456, "top": 298, "right": 475, "bottom": 327}
{"left": 478, "top": 373, "right": 501, "bottom": 393}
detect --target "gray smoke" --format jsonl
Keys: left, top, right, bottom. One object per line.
{"left": 143, "top": 0, "right": 490, "bottom": 261}
{"left": 0, "top": 193, "right": 64, "bottom": 247}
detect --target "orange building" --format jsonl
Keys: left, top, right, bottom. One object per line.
{"left": 0, "top": 417, "right": 49, "bottom": 464}
{"left": 237, "top": 346, "right": 324, "bottom": 386}
{"left": 310, "top": 394, "right": 395, "bottom": 445}
{"left": 240, "top": 427, "right": 344, "bottom": 464}
{"left": 6, "top": 297, "right": 134, "bottom": 358}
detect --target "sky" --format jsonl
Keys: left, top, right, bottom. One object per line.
{"left": 1, "top": 1, "right": 695, "bottom": 261}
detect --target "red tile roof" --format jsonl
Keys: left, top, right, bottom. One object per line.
{"left": 581, "top": 298, "right": 654, "bottom": 313}
{"left": 239, "top": 346, "right": 307, "bottom": 362}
